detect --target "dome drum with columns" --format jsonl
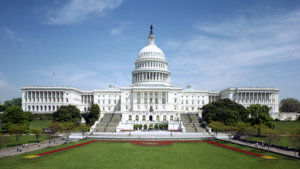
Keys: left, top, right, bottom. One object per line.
{"left": 21, "top": 25, "right": 280, "bottom": 132}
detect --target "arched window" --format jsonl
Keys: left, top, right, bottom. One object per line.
{"left": 129, "top": 115, "right": 132, "bottom": 121}
{"left": 36, "top": 105, "right": 39, "bottom": 111}
{"left": 32, "top": 106, "right": 35, "bottom": 111}
{"left": 135, "top": 115, "right": 139, "bottom": 121}
{"left": 156, "top": 115, "right": 160, "bottom": 121}
{"left": 170, "top": 115, "right": 174, "bottom": 121}
{"left": 40, "top": 105, "right": 43, "bottom": 111}
{"left": 45, "top": 105, "right": 47, "bottom": 111}
{"left": 49, "top": 105, "right": 51, "bottom": 111}
{"left": 142, "top": 115, "right": 146, "bottom": 121}
{"left": 163, "top": 115, "right": 166, "bottom": 121}
{"left": 28, "top": 105, "right": 30, "bottom": 111}
{"left": 53, "top": 105, "right": 55, "bottom": 111}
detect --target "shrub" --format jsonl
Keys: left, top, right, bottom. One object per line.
{"left": 143, "top": 124, "right": 147, "bottom": 130}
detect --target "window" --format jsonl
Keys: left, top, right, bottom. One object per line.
{"left": 163, "top": 115, "right": 166, "bottom": 121}
{"left": 135, "top": 115, "right": 139, "bottom": 121}
{"left": 143, "top": 115, "right": 146, "bottom": 121}
{"left": 170, "top": 115, "right": 173, "bottom": 121}
{"left": 156, "top": 115, "right": 160, "bottom": 121}
{"left": 129, "top": 115, "right": 132, "bottom": 121}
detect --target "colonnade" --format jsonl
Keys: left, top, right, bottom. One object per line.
{"left": 236, "top": 92, "right": 274, "bottom": 104}
{"left": 25, "top": 91, "right": 64, "bottom": 103}
{"left": 81, "top": 95, "right": 93, "bottom": 104}
{"left": 133, "top": 72, "right": 169, "bottom": 83}
{"left": 136, "top": 61, "right": 166, "bottom": 69}
{"left": 133, "top": 91, "right": 168, "bottom": 104}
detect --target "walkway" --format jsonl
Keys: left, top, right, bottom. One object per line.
{"left": 221, "top": 138, "right": 300, "bottom": 159}
{"left": 0, "top": 138, "right": 67, "bottom": 159}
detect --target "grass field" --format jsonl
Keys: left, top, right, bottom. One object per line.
{"left": 29, "top": 120, "right": 51, "bottom": 129}
{"left": 0, "top": 140, "right": 299, "bottom": 169}
{"left": 249, "top": 121, "right": 300, "bottom": 147}
{"left": 274, "top": 121, "right": 300, "bottom": 134}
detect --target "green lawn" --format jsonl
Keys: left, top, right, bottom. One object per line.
{"left": 0, "top": 140, "right": 299, "bottom": 169}
{"left": 1, "top": 135, "right": 49, "bottom": 148}
{"left": 249, "top": 121, "right": 300, "bottom": 147}
{"left": 29, "top": 120, "right": 52, "bottom": 129}
{"left": 274, "top": 121, "right": 300, "bottom": 134}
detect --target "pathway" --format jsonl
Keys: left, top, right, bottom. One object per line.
{"left": 221, "top": 138, "right": 300, "bottom": 159}
{"left": 0, "top": 138, "right": 67, "bottom": 159}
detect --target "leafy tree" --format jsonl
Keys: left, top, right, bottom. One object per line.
{"left": 280, "top": 98, "right": 300, "bottom": 113}
{"left": 247, "top": 104, "right": 274, "bottom": 136}
{"left": 58, "top": 122, "right": 76, "bottom": 142}
{"left": 262, "top": 128, "right": 280, "bottom": 153}
{"left": 9, "top": 124, "right": 28, "bottom": 144}
{"left": 78, "top": 123, "right": 90, "bottom": 139}
{"left": 235, "top": 121, "right": 251, "bottom": 135}
{"left": 53, "top": 105, "right": 81, "bottom": 124}
{"left": 202, "top": 99, "right": 248, "bottom": 126}
{"left": 143, "top": 124, "right": 147, "bottom": 130}
{"left": 289, "top": 129, "right": 300, "bottom": 159}
{"left": 0, "top": 98, "right": 22, "bottom": 112}
{"left": 31, "top": 128, "right": 44, "bottom": 143}
{"left": 1, "top": 106, "right": 29, "bottom": 132}
{"left": 208, "top": 121, "right": 227, "bottom": 136}
{"left": 24, "top": 111, "right": 34, "bottom": 121}
{"left": 85, "top": 104, "right": 100, "bottom": 126}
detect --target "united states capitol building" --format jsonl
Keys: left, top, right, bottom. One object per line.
{"left": 21, "top": 26, "right": 279, "bottom": 132}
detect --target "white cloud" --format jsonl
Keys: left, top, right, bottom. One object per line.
{"left": 0, "top": 26, "right": 26, "bottom": 46}
{"left": 110, "top": 21, "right": 132, "bottom": 35}
{"left": 168, "top": 10, "right": 300, "bottom": 91}
{"left": 45, "top": 0, "right": 124, "bottom": 25}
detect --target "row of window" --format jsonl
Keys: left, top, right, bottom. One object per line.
{"left": 128, "top": 115, "right": 174, "bottom": 121}
{"left": 136, "top": 62, "right": 165, "bottom": 69}
{"left": 27, "top": 105, "right": 60, "bottom": 112}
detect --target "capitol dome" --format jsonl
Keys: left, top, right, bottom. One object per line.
{"left": 138, "top": 43, "right": 165, "bottom": 60}
{"left": 132, "top": 25, "right": 171, "bottom": 87}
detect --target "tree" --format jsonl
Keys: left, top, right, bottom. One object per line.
{"left": 9, "top": 124, "right": 28, "bottom": 144}
{"left": 1, "top": 106, "right": 29, "bottom": 133}
{"left": 31, "top": 128, "right": 44, "bottom": 143}
{"left": 280, "top": 98, "right": 300, "bottom": 113}
{"left": 247, "top": 104, "right": 274, "bottom": 136}
{"left": 0, "top": 134, "right": 11, "bottom": 150}
{"left": 78, "top": 123, "right": 90, "bottom": 139}
{"left": 202, "top": 99, "right": 248, "bottom": 126}
{"left": 208, "top": 121, "right": 227, "bottom": 136}
{"left": 53, "top": 105, "right": 81, "bottom": 124}
{"left": 289, "top": 129, "right": 300, "bottom": 159}
{"left": 262, "top": 128, "right": 280, "bottom": 153}
{"left": 235, "top": 121, "right": 251, "bottom": 135}
{"left": 58, "top": 122, "right": 76, "bottom": 142}
{"left": 0, "top": 97, "right": 22, "bottom": 112}
{"left": 85, "top": 104, "right": 100, "bottom": 126}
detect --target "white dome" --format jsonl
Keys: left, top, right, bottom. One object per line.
{"left": 138, "top": 44, "right": 165, "bottom": 60}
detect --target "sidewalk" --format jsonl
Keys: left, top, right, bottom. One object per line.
{"left": 0, "top": 138, "right": 66, "bottom": 159}
{"left": 221, "top": 138, "right": 300, "bottom": 159}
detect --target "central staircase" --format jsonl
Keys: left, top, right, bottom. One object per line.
{"left": 94, "top": 113, "right": 122, "bottom": 132}
{"left": 180, "top": 113, "right": 206, "bottom": 133}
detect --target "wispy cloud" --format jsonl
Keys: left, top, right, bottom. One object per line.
{"left": 168, "top": 10, "right": 300, "bottom": 90}
{"left": 31, "top": 62, "right": 131, "bottom": 90}
{"left": 45, "top": 0, "right": 124, "bottom": 25}
{"left": 0, "top": 26, "right": 26, "bottom": 46}
{"left": 110, "top": 21, "right": 132, "bottom": 35}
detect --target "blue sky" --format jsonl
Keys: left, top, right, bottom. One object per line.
{"left": 1, "top": 0, "right": 300, "bottom": 102}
